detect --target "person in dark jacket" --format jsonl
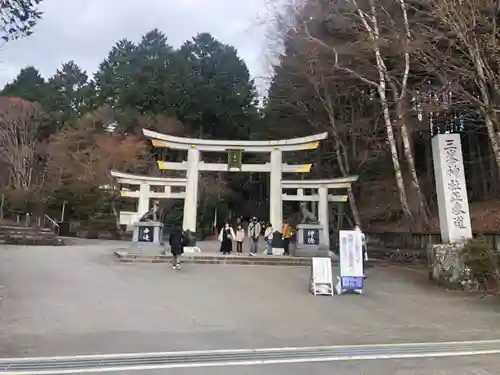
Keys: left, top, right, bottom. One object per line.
{"left": 169, "top": 228, "right": 185, "bottom": 270}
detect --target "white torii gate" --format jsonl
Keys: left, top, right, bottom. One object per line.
{"left": 281, "top": 177, "right": 358, "bottom": 249}
{"left": 143, "top": 129, "right": 328, "bottom": 232}
{"left": 110, "top": 170, "right": 186, "bottom": 227}
{"left": 110, "top": 171, "right": 358, "bottom": 250}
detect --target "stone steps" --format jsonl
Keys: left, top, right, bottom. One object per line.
{"left": 114, "top": 251, "right": 385, "bottom": 267}
{"left": 115, "top": 251, "right": 313, "bottom": 265}
{"left": 0, "top": 225, "right": 64, "bottom": 246}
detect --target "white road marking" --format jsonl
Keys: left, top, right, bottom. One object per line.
{"left": 3, "top": 350, "right": 500, "bottom": 374}
{"left": 2, "top": 340, "right": 500, "bottom": 374}
{"left": 4, "top": 339, "right": 500, "bottom": 362}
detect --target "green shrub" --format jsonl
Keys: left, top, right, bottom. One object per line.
{"left": 460, "top": 236, "right": 500, "bottom": 291}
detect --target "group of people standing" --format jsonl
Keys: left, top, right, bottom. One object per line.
{"left": 218, "top": 217, "right": 294, "bottom": 256}
{"left": 166, "top": 217, "right": 293, "bottom": 271}
{"left": 168, "top": 220, "right": 368, "bottom": 271}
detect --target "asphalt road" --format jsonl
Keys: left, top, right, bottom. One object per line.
{"left": 1, "top": 241, "right": 500, "bottom": 374}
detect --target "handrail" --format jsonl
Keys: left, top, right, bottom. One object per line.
{"left": 44, "top": 214, "right": 60, "bottom": 236}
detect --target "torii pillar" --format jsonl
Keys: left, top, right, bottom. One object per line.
{"left": 270, "top": 148, "right": 283, "bottom": 231}
{"left": 184, "top": 147, "right": 200, "bottom": 232}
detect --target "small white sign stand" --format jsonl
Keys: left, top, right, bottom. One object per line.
{"left": 309, "top": 257, "right": 334, "bottom": 296}
{"left": 335, "top": 230, "right": 364, "bottom": 295}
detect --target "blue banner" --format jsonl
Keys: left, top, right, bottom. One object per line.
{"left": 340, "top": 276, "right": 364, "bottom": 290}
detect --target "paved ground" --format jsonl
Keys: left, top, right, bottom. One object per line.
{"left": 1, "top": 241, "right": 500, "bottom": 374}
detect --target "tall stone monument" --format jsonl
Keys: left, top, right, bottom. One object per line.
{"left": 430, "top": 133, "right": 472, "bottom": 284}
{"left": 432, "top": 133, "right": 472, "bottom": 243}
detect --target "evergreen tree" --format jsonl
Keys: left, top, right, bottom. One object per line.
{"left": 1, "top": 66, "right": 47, "bottom": 103}
{"left": 46, "top": 61, "right": 95, "bottom": 128}
{"left": 1, "top": 0, "right": 43, "bottom": 41}
{"left": 176, "top": 32, "right": 259, "bottom": 139}
{"left": 94, "top": 39, "right": 139, "bottom": 111}
{"left": 134, "top": 29, "right": 175, "bottom": 114}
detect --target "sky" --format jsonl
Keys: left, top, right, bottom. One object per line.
{"left": 0, "top": 0, "right": 282, "bottom": 95}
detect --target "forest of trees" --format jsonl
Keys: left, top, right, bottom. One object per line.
{"left": 2, "top": 0, "right": 500, "bottom": 234}
{"left": 0, "top": 28, "right": 262, "bottom": 234}
{"left": 265, "top": 0, "right": 500, "bottom": 231}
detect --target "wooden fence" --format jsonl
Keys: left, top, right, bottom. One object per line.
{"left": 365, "top": 232, "right": 500, "bottom": 251}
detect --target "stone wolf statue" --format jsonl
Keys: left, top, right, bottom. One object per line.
{"left": 139, "top": 200, "right": 162, "bottom": 222}
{"left": 300, "top": 202, "right": 318, "bottom": 224}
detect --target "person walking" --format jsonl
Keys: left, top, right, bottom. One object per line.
{"left": 282, "top": 220, "right": 293, "bottom": 256}
{"left": 168, "top": 228, "right": 185, "bottom": 270}
{"left": 264, "top": 223, "right": 274, "bottom": 255}
{"left": 354, "top": 225, "right": 368, "bottom": 278}
{"left": 235, "top": 225, "right": 245, "bottom": 255}
{"left": 219, "top": 222, "right": 236, "bottom": 255}
{"left": 247, "top": 217, "right": 261, "bottom": 256}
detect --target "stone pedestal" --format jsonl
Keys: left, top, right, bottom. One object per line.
{"left": 428, "top": 243, "right": 467, "bottom": 287}
{"left": 132, "top": 221, "right": 164, "bottom": 244}
{"left": 296, "top": 223, "right": 329, "bottom": 256}
{"left": 297, "top": 224, "right": 322, "bottom": 246}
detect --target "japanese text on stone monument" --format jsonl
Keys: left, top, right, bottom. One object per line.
{"left": 443, "top": 138, "right": 468, "bottom": 230}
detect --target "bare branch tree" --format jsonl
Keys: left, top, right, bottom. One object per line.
{"left": 44, "top": 106, "right": 152, "bottom": 226}
{"left": 419, "top": 0, "right": 500, "bottom": 176}
{"left": 0, "top": 97, "right": 45, "bottom": 193}
{"left": 296, "top": 0, "right": 417, "bottom": 221}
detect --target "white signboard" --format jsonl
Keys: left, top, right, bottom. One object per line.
{"left": 337, "top": 230, "right": 364, "bottom": 294}
{"left": 339, "top": 230, "right": 364, "bottom": 277}
{"left": 309, "top": 257, "right": 333, "bottom": 296}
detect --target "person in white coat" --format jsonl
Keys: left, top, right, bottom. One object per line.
{"left": 219, "top": 222, "right": 236, "bottom": 255}
{"left": 354, "top": 225, "right": 368, "bottom": 277}
{"left": 235, "top": 225, "right": 245, "bottom": 254}
{"left": 264, "top": 223, "right": 274, "bottom": 255}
